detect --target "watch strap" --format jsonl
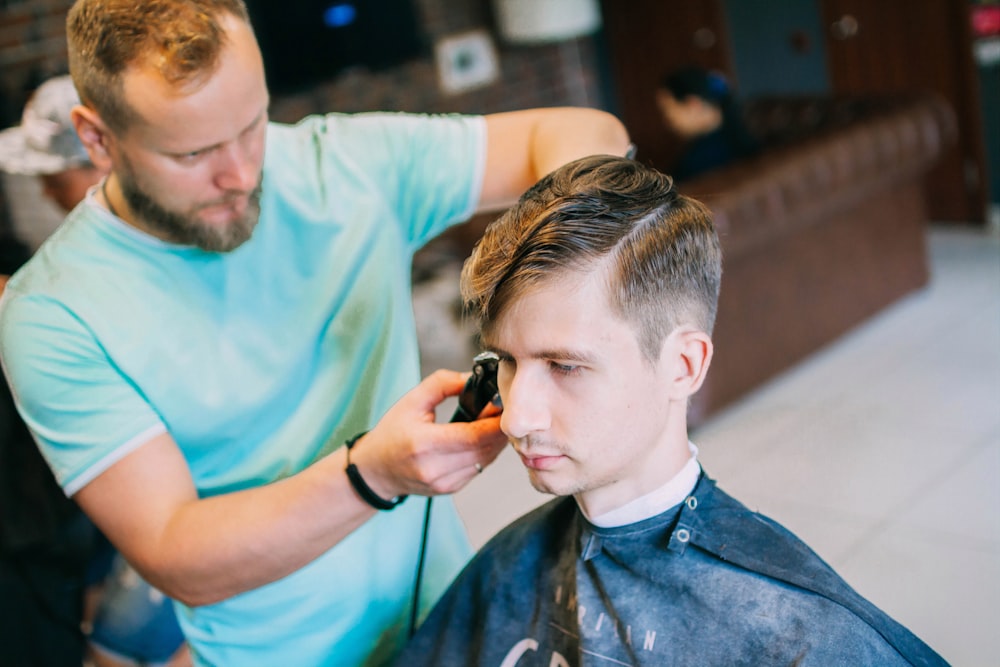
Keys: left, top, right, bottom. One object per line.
{"left": 344, "top": 431, "right": 407, "bottom": 511}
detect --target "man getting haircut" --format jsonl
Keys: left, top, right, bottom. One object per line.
{"left": 397, "top": 155, "right": 947, "bottom": 666}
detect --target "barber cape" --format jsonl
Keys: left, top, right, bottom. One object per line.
{"left": 398, "top": 473, "right": 948, "bottom": 667}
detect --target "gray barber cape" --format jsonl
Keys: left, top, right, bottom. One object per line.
{"left": 398, "top": 473, "right": 948, "bottom": 666}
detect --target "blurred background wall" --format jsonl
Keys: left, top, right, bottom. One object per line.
{"left": 1, "top": 0, "right": 996, "bottom": 228}
{"left": 601, "top": 0, "right": 996, "bottom": 226}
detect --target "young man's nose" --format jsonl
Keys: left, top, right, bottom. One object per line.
{"left": 499, "top": 370, "right": 551, "bottom": 441}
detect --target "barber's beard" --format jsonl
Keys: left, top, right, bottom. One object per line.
{"left": 118, "top": 160, "right": 262, "bottom": 253}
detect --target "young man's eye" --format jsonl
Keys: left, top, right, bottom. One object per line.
{"left": 550, "top": 362, "right": 581, "bottom": 376}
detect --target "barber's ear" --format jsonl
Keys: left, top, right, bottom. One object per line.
{"left": 664, "top": 327, "right": 713, "bottom": 400}
{"left": 70, "top": 104, "right": 114, "bottom": 172}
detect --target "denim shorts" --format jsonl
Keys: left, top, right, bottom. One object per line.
{"left": 88, "top": 555, "right": 185, "bottom": 665}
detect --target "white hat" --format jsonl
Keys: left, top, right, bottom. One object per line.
{"left": 0, "top": 75, "right": 92, "bottom": 175}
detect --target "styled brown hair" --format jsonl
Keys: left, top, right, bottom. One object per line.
{"left": 461, "top": 155, "right": 722, "bottom": 363}
{"left": 67, "top": 0, "right": 251, "bottom": 132}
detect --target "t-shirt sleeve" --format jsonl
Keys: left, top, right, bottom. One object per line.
{"left": 0, "top": 293, "right": 165, "bottom": 495}
{"left": 307, "top": 112, "right": 487, "bottom": 250}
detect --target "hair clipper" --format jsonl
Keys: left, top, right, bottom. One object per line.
{"left": 451, "top": 351, "right": 500, "bottom": 423}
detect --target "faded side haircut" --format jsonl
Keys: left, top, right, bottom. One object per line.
{"left": 461, "top": 154, "right": 722, "bottom": 363}
{"left": 67, "top": 0, "right": 251, "bottom": 133}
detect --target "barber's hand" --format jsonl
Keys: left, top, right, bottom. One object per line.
{"left": 346, "top": 369, "right": 508, "bottom": 499}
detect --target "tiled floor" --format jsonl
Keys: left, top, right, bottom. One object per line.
{"left": 423, "top": 225, "right": 1000, "bottom": 666}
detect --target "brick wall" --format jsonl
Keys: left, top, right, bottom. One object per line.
{"left": 0, "top": 0, "right": 609, "bottom": 124}
{"left": 0, "top": 0, "right": 74, "bottom": 125}
{"left": 0, "top": 0, "right": 611, "bottom": 237}
{"left": 267, "top": 0, "right": 608, "bottom": 121}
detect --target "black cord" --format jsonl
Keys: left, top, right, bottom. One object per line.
{"left": 409, "top": 497, "right": 433, "bottom": 637}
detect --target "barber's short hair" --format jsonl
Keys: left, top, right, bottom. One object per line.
{"left": 462, "top": 154, "right": 722, "bottom": 363}
{"left": 67, "top": 0, "right": 251, "bottom": 133}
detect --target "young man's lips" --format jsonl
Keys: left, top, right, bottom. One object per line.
{"left": 518, "top": 453, "right": 564, "bottom": 470}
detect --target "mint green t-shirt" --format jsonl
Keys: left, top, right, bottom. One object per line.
{"left": 0, "top": 112, "right": 486, "bottom": 666}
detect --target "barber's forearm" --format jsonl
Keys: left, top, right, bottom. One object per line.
{"left": 78, "top": 371, "right": 499, "bottom": 607}
{"left": 528, "top": 108, "right": 631, "bottom": 179}
{"left": 479, "top": 107, "right": 630, "bottom": 212}
{"left": 85, "top": 443, "right": 375, "bottom": 608}
{"left": 171, "top": 450, "right": 373, "bottom": 606}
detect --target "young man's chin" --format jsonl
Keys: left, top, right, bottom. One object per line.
{"left": 525, "top": 468, "right": 575, "bottom": 498}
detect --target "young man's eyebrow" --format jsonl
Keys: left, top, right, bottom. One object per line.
{"left": 538, "top": 349, "right": 595, "bottom": 363}
{"left": 488, "top": 344, "right": 595, "bottom": 364}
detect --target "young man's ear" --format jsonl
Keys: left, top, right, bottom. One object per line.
{"left": 70, "top": 104, "right": 114, "bottom": 173}
{"left": 663, "top": 327, "right": 713, "bottom": 400}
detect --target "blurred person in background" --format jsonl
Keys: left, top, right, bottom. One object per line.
{"left": 0, "top": 73, "right": 189, "bottom": 667}
{"left": 655, "top": 66, "right": 759, "bottom": 181}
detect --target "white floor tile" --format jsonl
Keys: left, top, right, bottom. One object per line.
{"left": 835, "top": 521, "right": 1000, "bottom": 666}
{"left": 887, "top": 435, "right": 1000, "bottom": 550}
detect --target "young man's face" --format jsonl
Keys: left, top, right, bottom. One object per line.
{"left": 485, "top": 267, "right": 692, "bottom": 518}
{"left": 109, "top": 13, "right": 269, "bottom": 251}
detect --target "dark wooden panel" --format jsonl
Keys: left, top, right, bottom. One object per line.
{"left": 821, "top": 0, "right": 987, "bottom": 222}
{"left": 600, "top": 0, "right": 735, "bottom": 171}
{"left": 690, "top": 180, "right": 930, "bottom": 426}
